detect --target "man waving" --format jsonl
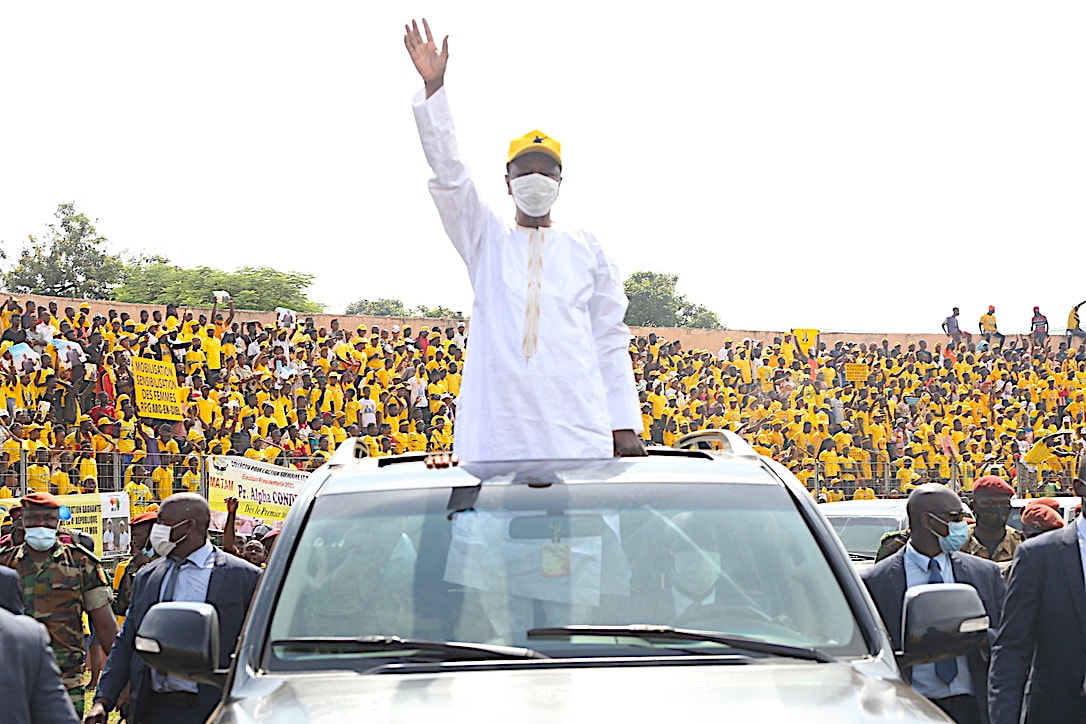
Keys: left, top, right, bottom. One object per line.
{"left": 405, "top": 18, "right": 644, "bottom": 461}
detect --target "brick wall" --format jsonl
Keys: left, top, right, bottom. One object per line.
{"left": 22, "top": 294, "right": 1013, "bottom": 350}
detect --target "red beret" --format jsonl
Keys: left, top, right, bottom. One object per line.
{"left": 131, "top": 511, "right": 158, "bottom": 526}
{"left": 1022, "top": 504, "right": 1064, "bottom": 531}
{"left": 1025, "top": 497, "right": 1060, "bottom": 512}
{"left": 20, "top": 492, "right": 61, "bottom": 509}
{"left": 973, "top": 476, "right": 1015, "bottom": 496}
{"left": 260, "top": 529, "right": 280, "bottom": 543}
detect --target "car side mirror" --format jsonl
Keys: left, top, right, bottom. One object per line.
{"left": 898, "top": 583, "right": 988, "bottom": 668}
{"left": 135, "top": 602, "right": 227, "bottom": 688}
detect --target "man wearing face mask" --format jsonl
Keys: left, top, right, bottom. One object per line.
{"left": 405, "top": 18, "right": 645, "bottom": 462}
{"left": 88, "top": 493, "right": 260, "bottom": 724}
{"left": 861, "top": 484, "right": 1005, "bottom": 724}
{"left": 0, "top": 492, "right": 118, "bottom": 718}
{"left": 110, "top": 510, "right": 159, "bottom": 619}
{"left": 962, "top": 476, "right": 1023, "bottom": 565}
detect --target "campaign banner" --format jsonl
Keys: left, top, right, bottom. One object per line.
{"left": 791, "top": 328, "right": 820, "bottom": 356}
{"left": 844, "top": 363, "right": 869, "bottom": 382}
{"left": 7, "top": 342, "right": 41, "bottom": 373}
{"left": 55, "top": 492, "right": 131, "bottom": 559}
{"left": 132, "top": 356, "right": 184, "bottom": 420}
{"left": 207, "top": 455, "right": 310, "bottom": 524}
{"left": 49, "top": 338, "right": 86, "bottom": 370}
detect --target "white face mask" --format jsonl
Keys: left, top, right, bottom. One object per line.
{"left": 23, "top": 526, "right": 58, "bottom": 552}
{"left": 510, "top": 174, "right": 560, "bottom": 218}
{"left": 149, "top": 521, "right": 184, "bottom": 558}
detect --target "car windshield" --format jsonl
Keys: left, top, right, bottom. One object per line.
{"left": 264, "top": 481, "right": 865, "bottom": 671}
{"left": 824, "top": 515, "right": 901, "bottom": 559}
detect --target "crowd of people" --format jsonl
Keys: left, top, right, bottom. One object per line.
{"left": 0, "top": 296, "right": 472, "bottom": 501}
{"left": 0, "top": 296, "right": 1083, "bottom": 507}
{"left": 636, "top": 313, "right": 1086, "bottom": 498}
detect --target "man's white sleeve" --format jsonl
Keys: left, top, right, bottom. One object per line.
{"left": 588, "top": 242, "right": 643, "bottom": 433}
{"left": 411, "top": 88, "right": 502, "bottom": 271}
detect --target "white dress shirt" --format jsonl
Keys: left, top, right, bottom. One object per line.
{"left": 152, "top": 541, "right": 216, "bottom": 693}
{"left": 412, "top": 88, "right": 642, "bottom": 461}
{"left": 902, "top": 542, "right": 973, "bottom": 699}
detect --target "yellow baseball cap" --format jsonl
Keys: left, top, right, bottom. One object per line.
{"left": 507, "top": 130, "right": 561, "bottom": 165}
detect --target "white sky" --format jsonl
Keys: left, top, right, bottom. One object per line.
{"left": 1, "top": 2, "right": 1083, "bottom": 334}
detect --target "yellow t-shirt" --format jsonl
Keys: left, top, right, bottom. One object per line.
{"left": 125, "top": 481, "right": 154, "bottom": 513}
{"left": 181, "top": 470, "right": 200, "bottom": 494}
{"left": 26, "top": 464, "right": 50, "bottom": 493}
{"left": 51, "top": 469, "right": 77, "bottom": 496}
{"left": 152, "top": 466, "right": 174, "bottom": 501}
{"left": 78, "top": 457, "right": 98, "bottom": 482}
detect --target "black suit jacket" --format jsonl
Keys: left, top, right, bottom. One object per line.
{"left": 0, "top": 607, "right": 79, "bottom": 724}
{"left": 989, "top": 523, "right": 1086, "bottom": 724}
{"left": 0, "top": 564, "right": 25, "bottom": 615}
{"left": 861, "top": 547, "right": 1005, "bottom": 724}
{"left": 98, "top": 546, "right": 261, "bottom": 724}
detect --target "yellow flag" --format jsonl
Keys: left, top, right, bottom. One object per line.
{"left": 792, "top": 328, "right": 820, "bottom": 355}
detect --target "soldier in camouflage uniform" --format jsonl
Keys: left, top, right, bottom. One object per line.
{"left": 962, "top": 475, "right": 1023, "bottom": 569}
{"left": 111, "top": 510, "right": 158, "bottom": 618}
{"left": 0, "top": 492, "right": 119, "bottom": 716}
{"left": 875, "top": 528, "right": 910, "bottom": 562}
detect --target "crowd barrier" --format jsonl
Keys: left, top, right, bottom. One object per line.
{"left": 802, "top": 458, "right": 1075, "bottom": 497}
{"left": 2, "top": 448, "right": 1073, "bottom": 511}
{"left": 0, "top": 448, "right": 319, "bottom": 505}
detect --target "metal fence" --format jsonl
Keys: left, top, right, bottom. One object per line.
{"left": 3, "top": 447, "right": 1074, "bottom": 504}
{"left": 796, "top": 458, "right": 1074, "bottom": 498}
{"left": 0, "top": 448, "right": 322, "bottom": 503}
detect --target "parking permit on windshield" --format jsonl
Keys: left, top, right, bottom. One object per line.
{"left": 542, "top": 542, "right": 571, "bottom": 577}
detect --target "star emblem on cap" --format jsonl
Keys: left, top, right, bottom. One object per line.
{"left": 533, "top": 136, "right": 544, "bottom": 143}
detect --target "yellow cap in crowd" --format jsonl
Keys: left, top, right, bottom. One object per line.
{"left": 507, "top": 130, "right": 561, "bottom": 166}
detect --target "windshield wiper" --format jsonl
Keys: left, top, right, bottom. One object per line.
{"left": 270, "top": 636, "right": 548, "bottom": 661}
{"left": 526, "top": 625, "right": 834, "bottom": 663}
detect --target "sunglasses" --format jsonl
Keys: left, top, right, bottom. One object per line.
{"left": 929, "top": 510, "right": 965, "bottom": 523}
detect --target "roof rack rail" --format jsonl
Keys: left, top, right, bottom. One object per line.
{"left": 377, "top": 452, "right": 430, "bottom": 467}
{"left": 672, "top": 429, "right": 760, "bottom": 458}
{"left": 326, "top": 440, "right": 435, "bottom": 469}
{"left": 326, "top": 438, "right": 368, "bottom": 468}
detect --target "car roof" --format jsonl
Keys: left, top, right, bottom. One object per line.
{"left": 313, "top": 431, "right": 791, "bottom": 496}
{"left": 317, "top": 454, "right": 785, "bottom": 496}
{"left": 1011, "top": 496, "right": 1080, "bottom": 508}
{"left": 818, "top": 499, "right": 908, "bottom": 516}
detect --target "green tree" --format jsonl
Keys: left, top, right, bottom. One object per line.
{"left": 414, "top": 304, "right": 464, "bottom": 319}
{"left": 114, "top": 260, "right": 321, "bottom": 312}
{"left": 680, "top": 303, "right": 724, "bottom": 330}
{"left": 3, "top": 203, "right": 125, "bottom": 299}
{"left": 345, "top": 298, "right": 410, "bottom": 316}
{"left": 623, "top": 271, "right": 682, "bottom": 327}
{"left": 623, "top": 271, "right": 723, "bottom": 329}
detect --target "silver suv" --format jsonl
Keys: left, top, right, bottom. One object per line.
{"left": 136, "top": 431, "right": 987, "bottom": 722}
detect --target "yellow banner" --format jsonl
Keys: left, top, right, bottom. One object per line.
{"left": 844, "top": 363, "right": 869, "bottom": 382}
{"left": 791, "top": 328, "right": 819, "bottom": 355}
{"left": 132, "top": 357, "right": 184, "bottom": 420}
{"left": 55, "top": 492, "right": 131, "bottom": 558}
{"left": 207, "top": 455, "right": 310, "bottom": 524}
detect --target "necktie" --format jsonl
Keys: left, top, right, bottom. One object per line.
{"left": 928, "top": 558, "right": 958, "bottom": 684}
{"left": 161, "top": 557, "right": 186, "bottom": 602}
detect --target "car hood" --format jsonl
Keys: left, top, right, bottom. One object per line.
{"left": 216, "top": 661, "right": 950, "bottom": 723}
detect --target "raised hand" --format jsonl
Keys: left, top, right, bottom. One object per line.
{"left": 404, "top": 18, "right": 448, "bottom": 96}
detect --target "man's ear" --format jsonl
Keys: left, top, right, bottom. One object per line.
{"left": 505, "top": 174, "right": 512, "bottom": 196}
